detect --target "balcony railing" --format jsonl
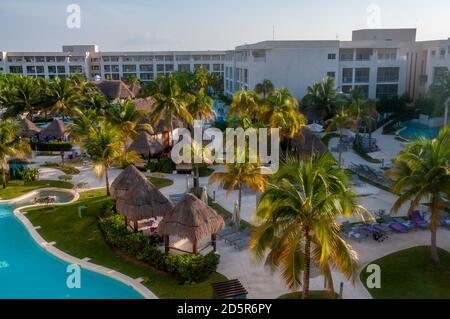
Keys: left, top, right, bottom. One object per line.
{"left": 377, "top": 76, "right": 399, "bottom": 83}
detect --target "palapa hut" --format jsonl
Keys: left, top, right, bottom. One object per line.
{"left": 19, "top": 118, "right": 41, "bottom": 139}
{"left": 137, "top": 117, "right": 155, "bottom": 135}
{"left": 110, "top": 165, "right": 148, "bottom": 200}
{"left": 158, "top": 193, "right": 225, "bottom": 255}
{"left": 116, "top": 178, "right": 174, "bottom": 231}
{"left": 92, "top": 80, "right": 135, "bottom": 100}
{"left": 40, "top": 119, "right": 66, "bottom": 140}
{"left": 127, "top": 131, "right": 163, "bottom": 157}
{"left": 291, "top": 127, "right": 328, "bottom": 158}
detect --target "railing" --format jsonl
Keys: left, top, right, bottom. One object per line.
{"left": 377, "top": 76, "right": 399, "bottom": 83}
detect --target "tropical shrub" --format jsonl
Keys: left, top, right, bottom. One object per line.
{"left": 146, "top": 158, "right": 175, "bottom": 174}
{"left": 41, "top": 162, "right": 80, "bottom": 175}
{"left": 31, "top": 141, "right": 73, "bottom": 152}
{"left": 17, "top": 167, "right": 39, "bottom": 182}
{"left": 58, "top": 175, "right": 73, "bottom": 182}
{"left": 98, "top": 213, "right": 220, "bottom": 282}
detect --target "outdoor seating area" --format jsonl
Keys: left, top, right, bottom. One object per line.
{"left": 349, "top": 163, "right": 393, "bottom": 188}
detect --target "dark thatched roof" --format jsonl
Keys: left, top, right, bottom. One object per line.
{"left": 137, "top": 117, "right": 155, "bottom": 135}
{"left": 93, "top": 80, "right": 135, "bottom": 100}
{"left": 153, "top": 113, "right": 184, "bottom": 133}
{"left": 110, "top": 165, "right": 147, "bottom": 200}
{"left": 40, "top": 119, "right": 66, "bottom": 138}
{"left": 158, "top": 194, "right": 225, "bottom": 243}
{"left": 128, "top": 83, "right": 142, "bottom": 97}
{"left": 134, "top": 97, "right": 156, "bottom": 113}
{"left": 127, "top": 131, "right": 164, "bottom": 156}
{"left": 19, "top": 118, "right": 41, "bottom": 137}
{"left": 116, "top": 177, "right": 174, "bottom": 221}
{"left": 291, "top": 127, "right": 328, "bottom": 157}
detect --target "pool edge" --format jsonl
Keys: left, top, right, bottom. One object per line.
{"left": 10, "top": 188, "right": 157, "bottom": 300}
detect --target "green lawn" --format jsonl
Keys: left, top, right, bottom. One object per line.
{"left": 278, "top": 291, "right": 339, "bottom": 299}
{"left": 147, "top": 176, "right": 174, "bottom": 189}
{"left": 360, "top": 246, "right": 450, "bottom": 299}
{"left": 24, "top": 187, "right": 227, "bottom": 299}
{"left": 0, "top": 180, "right": 74, "bottom": 200}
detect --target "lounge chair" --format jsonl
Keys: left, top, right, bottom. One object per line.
{"left": 411, "top": 211, "right": 430, "bottom": 229}
{"left": 233, "top": 238, "right": 250, "bottom": 250}
{"left": 217, "top": 225, "right": 239, "bottom": 239}
{"left": 224, "top": 228, "right": 252, "bottom": 244}
{"left": 440, "top": 212, "right": 450, "bottom": 228}
{"left": 393, "top": 217, "right": 416, "bottom": 230}
{"left": 373, "top": 223, "right": 392, "bottom": 234}
{"left": 341, "top": 222, "right": 368, "bottom": 241}
{"left": 358, "top": 224, "right": 388, "bottom": 242}
{"left": 381, "top": 215, "right": 409, "bottom": 233}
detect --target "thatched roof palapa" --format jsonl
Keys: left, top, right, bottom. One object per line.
{"left": 158, "top": 194, "right": 225, "bottom": 244}
{"left": 127, "top": 131, "right": 163, "bottom": 156}
{"left": 134, "top": 97, "right": 156, "bottom": 113}
{"left": 116, "top": 178, "right": 174, "bottom": 221}
{"left": 19, "top": 118, "right": 41, "bottom": 137}
{"left": 40, "top": 119, "right": 66, "bottom": 138}
{"left": 110, "top": 165, "right": 147, "bottom": 200}
{"left": 291, "top": 127, "right": 328, "bottom": 157}
{"left": 92, "top": 80, "right": 135, "bottom": 100}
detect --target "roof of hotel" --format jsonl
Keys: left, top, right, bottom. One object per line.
{"left": 236, "top": 40, "right": 340, "bottom": 50}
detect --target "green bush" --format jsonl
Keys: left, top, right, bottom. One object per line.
{"left": 41, "top": 162, "right": 80, "bottom": 175}
{"left": 99, "top": 213, "right": 220, "bottom": 282}
{"left": 58, "top": 175, "right": 73, "bottom": 182}
{"left": 147, "top": 158, "right": 175, "bottom": 174}
{"left": 31, "top": 141, "right": 73, "bottom": 152}
{"left": 17, "top": 167, "right": 39, "bottom": 182}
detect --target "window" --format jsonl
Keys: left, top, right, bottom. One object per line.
{"left": 155, "top": 56, "right": 164, "bottom": 62}
{"left": 157, "top": 64, "right": 164, "bottom": 72}
{"left": 440, "top": 49, "right": 446, "bottom": 57}
{"left": 355, "top": 49, "right": 372, "bottom": 61}
{"left": 56, "top": 56, "right": 66, "bottom": 62}
{"left": 178, "top": 64, "right": 190, "bottom": 72}
{"left": 110, "top": 56, "right": 119, "bottom": 62}
{"left": 354, "top": 85, "right": 369, "bottom": 99}
{"left": 342, "top": 68, "right": 353, "bottom": 83}
{"left": 376, "top": 84, "right": 398, "bottom": 99}
{"left": 355, "top": 68, "right": 370, "bottom": 83}
{"left": 91, "top": 65, "right": 100, "bottom": 71}
{"left": 102, "top": 56, "right": 110, "bottom": 62}
{"left": 164, "top": 55, "right": 174, "bottom": 62}
{"left": 57, "top": 66, "right": 66, "bottom": 73}
{"left": 25, "top": 57, "right": 34, "bottom": 63}
{"left": 123, "top": 65, "right": 136, "bottom": 72}
{"left": 342, "top": 85, "right": 353, "bottom": 94}
{"left": 69, "top": 65, "right": 83, "bottom": 73}
{"left": 202, "top": 64, "right": 210, "bottom": 71}
{"left": 35, "top": 56, "right": 45, "bottom": 62}
{"left": 165, "top": 64, "right": 174, "bottom": 72}
{"left": 140, "top": 64, "right": 153, "bottom": 72}
{"left": 104, "top": 65, "right": 111, "bottom": 72}
{"left": 111, "top": 65, "right": 119, "bottom": 72}
{"left": 243, "top": 69, "right": 248, "bottom": 83}
{"left": 433, "top": 67, "right": 449, "bottom": 83}
{"left": 26, "top": 66, "right": 36, "bottom": 74}
{"left": 328, "top": 53, "right": 336, "bottom": 60}
{"left": 36, "top": 66, "right": 44, "bottom": 74}
{"left": 48, "top": 66, "right": 57, "bottom": 74}
{"left": 46, "top": 56, "right": 56, "bottom": 62}
{"left": 213, "top": 64, "right": 222, "bottom": 72}
{"left": 377, "top": 67, "right": 399, "bottom": 82}
{"left": 140, "top": 73, "right": 153, "bottom": 80}
{"left": 111, "top": 73, "right": 120, "bottom": 80}
{"left": 176, "top": 55, "right": 190, "bottom": 61}
{"left": 339, "top": 49, "right": 353, "bottom": 61}
{"left": 327, "top": 72, "right": 336, "bottom": 78}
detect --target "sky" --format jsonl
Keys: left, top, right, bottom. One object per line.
{"left": 1, "top": 0, "right": 450, "bottom": 52}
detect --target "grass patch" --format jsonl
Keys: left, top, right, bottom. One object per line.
{"left": 0, "top": 180, "right": 73, "bottom": 200}
{"left": 147, "top": 176, "right": 174, "bottom": 189}
{"left": 278, "top": 291, "right": 339, "bottom": 299}
{"left": 360, "top": 246, "right": 450, "bottom": 299}
{"left": 24, "top": 187, "right": 226, "bottom": 299}
{"left": 346, "top": 169, "right": 393, "bottom": 193}
{"left": 321, "top": 133, "right": 341, "bottom": 146}
{"left": 41, "top": 162, "right": 80, "bottom": 175}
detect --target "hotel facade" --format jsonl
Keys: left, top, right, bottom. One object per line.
{"left": 1, "top": 29, "right": 449, "bottom": 101}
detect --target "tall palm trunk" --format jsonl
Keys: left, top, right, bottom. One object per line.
{"left": 302, "top": 228, "right": 311, "bottom": 299}
{"left": 338, "top": 129, "right": 343, "bottom": 168}
{"left": 2, "top": 169, "right": 7, "bottom": 189}
{"left": 430, "top": 196, "right": 440, "bottom": 263}
{"left": 105, "top": 167, "right": 110, "bottom": 196}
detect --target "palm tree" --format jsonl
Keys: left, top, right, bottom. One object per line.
{"left": 255, "top": 79, "right": 275, "bottom": 100}
{"left": 2, "top": 76, "right": 43, "bottom": 119}
{"left": 188, "top": 88, "right": 214, "bottom": 124}
{"left": 350, "top": 98, "right": 378, "bottom": 149}
{"left": 303, "top": 77, "right": 337, "bottom": 121}
{"left": 84, "top": 122, "right": 139, "bottom": 196}
{"left": 149, "top": 74, "right": 193, "bottom": 145}
{"left": 106, "top": 98, "right": 151, "bottom": 145}
{"left": 325, "top": 107, "right": 357, "bottom": 167}
{"left": 66, "top": 107, "right": 98, "bottom": 145}
{"left": 209, "top": 161, "right": 266, "bottom": 212}
{"left": 230, "top": 90, "right": 260, "bottom": 122}
{"left": 263, "top": 88, "right": 306, "bottom": 152}
{"left": 388, "top": 126, "right": 450, "bottom": 263}
{"left": 0, "top": 120, "right": 31, "bottom": 188}
{"left": 250, "top": 154, "right": 361, "bottom": 299}
{"left": 45, "top": 77, "right": 78, "bottom": 119}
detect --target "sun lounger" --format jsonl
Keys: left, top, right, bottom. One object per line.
{"left": 411, "top": 211, "right": 430, "bottom": 229}
{"left": 224, "top": 228, "right": 252, "bottom": 244}
{"left": 381, "top": 215, "right": 409, "bottom": 233}
{"left": 217, "top": 226, "right": 239, "bottom": 239}
{"left": 341, "top": 222, "right": 368, "bottom": 241}
{"left": 233, "top": 238, "right": 250, "bottom": 250}
{"left": 393, "top": 217, "right": 416, "bottom": 230}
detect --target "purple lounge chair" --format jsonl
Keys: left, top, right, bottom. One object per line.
{"left": 411, "top": 211, "right": 430, "bottom": 229}
{"left": 382, "top": 215, "right": 409, "bottom": 233}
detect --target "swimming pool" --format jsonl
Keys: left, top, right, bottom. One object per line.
{"left": 0, "top": 194, "right": 143, "bottom": 299}
{"left": 399, "top": 120, "right": 439, "bottom": 140}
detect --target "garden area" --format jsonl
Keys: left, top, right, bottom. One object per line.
{"left": 24, "top": 188, "right": 227, "bottom": 299}
{"left": 360, "top": 246, "right": 450, "bottom": 299}
{"left": 0, "top": 180, "right": 73, "bottom": 200}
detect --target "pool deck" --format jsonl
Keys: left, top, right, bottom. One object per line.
{"left": 8, "top": 188, "right": 157, "bottom": 300}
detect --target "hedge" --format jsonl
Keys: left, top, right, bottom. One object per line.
{"left": 31, "top": 141, "right": 73, "bottom": 152}
{"left": 98, "top": 210, "right": 220, "bottom": 283}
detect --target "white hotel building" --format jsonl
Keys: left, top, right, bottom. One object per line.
{"left": 0, "top": 29, "right": 449, "bottom": 101}
{"left": 224, "top": 29, "right": 450, "bottom": 100}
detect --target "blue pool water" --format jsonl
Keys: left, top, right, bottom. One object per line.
{"left": 0, "top": 202, "right": 143, "bottom": 299}
{"left": 399, "top": 121, "right": 439, "bottom": 140}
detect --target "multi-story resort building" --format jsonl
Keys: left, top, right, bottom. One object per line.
{"left": 224, "top": 29, "right": 450, "bottom": 100}
{"left": 0, "top": 45, "right": 226, "bottom": 83}
{"left": 1, "top": 29, "right": 449, "bottom": 101}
